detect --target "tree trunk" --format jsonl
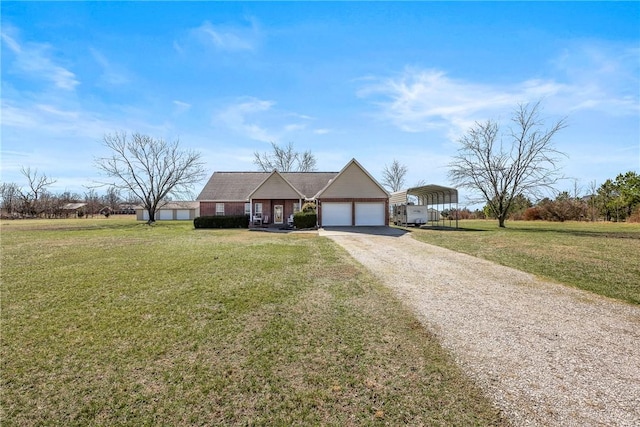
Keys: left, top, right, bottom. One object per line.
{"left": 498, "top": 215, "right": 506, "bottom": 228}
{"left": 147, "top": 208, "right": 156, "bottom": 225}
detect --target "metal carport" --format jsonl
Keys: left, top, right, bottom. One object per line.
{"left": 390, "top": 185, "right": 459, "bottom": 228}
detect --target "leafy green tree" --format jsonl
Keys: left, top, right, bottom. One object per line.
{"left": 597, "top": 179, "right": 621, "bottom": 221}
{"left": 508, "top": 194, "right": 533, "bottom": 220}
{"left": 614, "top": 171, "right": 640, "bottom": 218}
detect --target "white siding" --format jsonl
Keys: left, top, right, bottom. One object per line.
{"left": 251, "top": 173, "right": 300, "bottom": 199}
{"left": 322, "top": 202, "right": 352, "bottom": 226}
{"left": 318, "top": 162, "right": 388, "bottom": 199}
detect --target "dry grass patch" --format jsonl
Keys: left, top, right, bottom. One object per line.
{"left": 408, "top": 220, "right": 640, "bottom": 304}
{"left": 1, "top": 219, "right": 504, "bottom": 426}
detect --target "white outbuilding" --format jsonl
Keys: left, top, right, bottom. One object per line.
{"left": 136, "top": 201, "right": 200, "bottom": 221}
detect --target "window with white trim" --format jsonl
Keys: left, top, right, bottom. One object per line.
{"left": 254, "top": 203, "right": 262, "bottom": 215}
{"left": 293, "top": 202, "right": 301, "bottom": 213}
{"left": 244, "top": 203, "right": 251, "bottom": 215}
{"left": 216, "top": 203, "right": 225, "bottom": 215}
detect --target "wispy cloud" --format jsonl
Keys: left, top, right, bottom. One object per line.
{"left": 179, "top": 18, "right": 261, "bottom": 53}
{"left": 215, "top": 97, "right": 313, "bottom": 142}
{"left": 2, "top": 98, "right": 107, "bottom": 137}
{"left": 173, "top": 100, "right": 192, "bottom": 114}
{"left": 0, "top": 28, "right": 21, "bottom": 53}
{"left": 0, "top": 102, "right": 40, "bottom": 128}
{"left": 359, "top": 42, "right": 639, "bottom": 137}
{"left": 197, "top": 21, "right": 255, "bottom": 51}
{"left": 551, "top": 41, "right": 640, "bottom": 116}
{"left": 358, "top": 68, "right": 566, "bottom": 135}
{"left": 89, "top": 47, "right": 131, "bottom": 87}
{"left": 1, "top": 24, "right": 79, "bottom": 91}
{"left": 216, "top": 98, "right": 277, "bottom": 142}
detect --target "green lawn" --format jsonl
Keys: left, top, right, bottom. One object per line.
{"left": 1, "top": 218, "right": 504, "bottom": 426}
{"left": 409, "top": 220, "right": 640, "bottom": 305}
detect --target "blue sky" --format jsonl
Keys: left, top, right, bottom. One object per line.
{"left": 2, "top": 2, "right": 639, "bottom": 206}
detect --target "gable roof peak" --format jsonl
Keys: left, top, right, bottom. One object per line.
{"left": 314, "top": 158, "right": 389, "bottom": 198}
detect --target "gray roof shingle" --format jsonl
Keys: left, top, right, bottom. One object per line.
{"left": 196, "top": 171, "right": 338, "bottom": 201}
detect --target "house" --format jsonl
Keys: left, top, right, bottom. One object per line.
{"left": 61, "top": 202, "right": 87, "bottom": 218}
{"left": 197, "top": 159, "right": 390, "bottom": 227}
{"left": 135, "top": 201, "right": 200, "bottom": 221}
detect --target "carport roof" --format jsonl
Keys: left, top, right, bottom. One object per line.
{"left": 390, "top": 185, "right": 458, "bottom": 205}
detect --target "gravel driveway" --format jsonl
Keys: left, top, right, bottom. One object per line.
{"left": 321, "top": 227, "right": 640, "bottom": 426}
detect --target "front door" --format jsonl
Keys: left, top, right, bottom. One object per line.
{"left": 274, "top": 205, "right": 284, "bottom": 224}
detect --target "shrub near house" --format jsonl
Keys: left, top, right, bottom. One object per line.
{"left": 194, "top": 215, "right": 249, "bottom": 229}
{"left": 293, "top": 211, "right": 317, "bottom": 229}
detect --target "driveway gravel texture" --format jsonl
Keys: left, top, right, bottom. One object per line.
{"left": 321, "top": 227, "right": 640, "bottom": 427}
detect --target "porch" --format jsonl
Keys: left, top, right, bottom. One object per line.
{"left": 249, "top": 198, "right": 301, "bottom": 229}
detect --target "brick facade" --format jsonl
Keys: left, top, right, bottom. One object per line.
{"left": 200, "top": 201, "right": 247, "bottom": 217}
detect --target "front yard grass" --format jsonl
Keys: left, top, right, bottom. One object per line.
{"left": 1, "top": 218, "right": 505, "bottom": 426}
{"left": 409, "top": 220, "right": 640, "bottom": 305}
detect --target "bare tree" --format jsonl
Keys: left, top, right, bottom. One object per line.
{"left": 0, "top": 182, "right": 21, "bottom": 217}
{"left": 100, "top": 186, "right": 121, "bottom": 211}
{"left": 449, "top": 101, "right": 567, "bottom": 227}
{"left": 253, "top": 142, "right": 317, "bottom": 172}
{"left": 18, "top": 167, "right": 57, "bottom": 217}
{"left": 297, "top": 150, "right": 317, "bottom": 172}
{"left": 381, "top": 159, "right": 408, "bottom": 192}
{"left": 84, "top": 188, "right": 101, "bottom": 218}
{"left": 95, "top": 132, "right": 206, "bottom": 224}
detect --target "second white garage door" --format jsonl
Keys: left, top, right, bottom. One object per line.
{"left": 355, "top": 202, "right": 386, "bottom": 226}
{"left": 322, "top": 202, "right": 352, "bottom": 226}
{"left": 158, "top": 209, "right": 174, "bottom": 220}
{"left": 176, "top": 209, "right": 191, "bottom": 220}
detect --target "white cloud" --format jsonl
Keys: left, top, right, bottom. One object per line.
{"left": 359, "top": 42, "right": 639, "bottom": 138}
{"left": 36, "top": 104, "right": 80, "bottom": 120}
{"left": 1, "top": 29, "right": 21, "bottom": 53}
{"left": 189, "top": 19, "right": 260, "bottom": 52}
{"left": 215, "top": 98, "right": 276, "bottom": 142}
{"left": 89, "top": 48, "right": 131, "bottom": 87}
{"left": 550, "top": 41, "right": 640, "bottom": 116}
{"left": 1, "top": 25, "right": 79, "bottom": 91}
{"left": 0, "top": 102, "right": 39, "bottom": 127}
{"left": 284, "top": 123, "right": 306, "bottom": 132}
{"left": 358, "top": 68, "right": 567, "bottom": 135}
{"left": 215, "top": 97, "right": 313, "bottom": 143}
{"left": 2, "top": 99, "right": 107, "bottom": 137}
{"left": 173, "top": 100, "right": 192, "bottom": 114}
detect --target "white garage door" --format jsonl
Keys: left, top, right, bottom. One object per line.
{"left": 322, "top": 202, "right": 352, "bottom": 226}
{"left": 355, "top": 202, "right": 386, "bottom": 226}
{"left": 176, "top": 209, "right": 190, "bottom": 220}
{"left": 158, "top": 209, "right": 174, "bottom": 220}
{"left": 142, "top": 210, "right": 149, "bottom": 221}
